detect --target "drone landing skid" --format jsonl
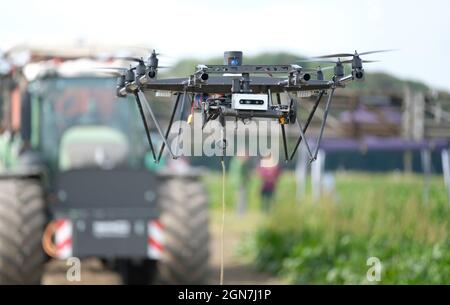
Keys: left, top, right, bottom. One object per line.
{"left": 130, "top": 88, "right": 337, "bottom": 164}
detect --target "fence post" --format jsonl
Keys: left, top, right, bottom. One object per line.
{"left": 421, "top": 149, "right": 431, "bottom": 205}
{"left": 295, "top": 145, "right": 308, "bottom": 202}
{"left": 442, "top": 149, "right": 450, "bottom": 206}
{"left": 311, "top": 149, "right": 325, "bottom": 202}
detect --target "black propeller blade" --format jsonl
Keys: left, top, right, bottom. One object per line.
{"left": 113, "top": 55, "right": 171, "bottom": 69}
{"left": 95, "top": 70, "right": 123, "bottom": 76}
{"left": 94, "top": 67, "right": 127, "bottom": 76}
{"left": 303, "top": 66, "right": 334, "bottom": 72}
{"left": 313, "top": 49, "right": 395, "bottom": 59}
{"left": 113, "top": 56, "right": 145, "bottom": 63}
{"left": 358, "top": 49, "right": 396, "bottom": 56}
{"left": 95, "top": 67, "right": 136, "bottom": 76}
{"left": 341, "top": 59, "right": 379, "bottom": 64}
{"left": 131, "top": 47, "right": 162, "bottom": 57}
{"left": 298, "top": 59, "right": 379, "bottom": 64}
{"left": 95, "top": 66, "right": 134, "bottom": 72}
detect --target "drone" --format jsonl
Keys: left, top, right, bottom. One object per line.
{"left": 104, "top": 49, "right": 391, "bottom": 163}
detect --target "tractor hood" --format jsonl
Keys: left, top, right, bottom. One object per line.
{"left": 59, "top": 125, "right": 129, "bottom": 171}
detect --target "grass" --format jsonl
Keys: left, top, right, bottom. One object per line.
{"left": 203, "top": 171, "right": 450, "bottom": 284}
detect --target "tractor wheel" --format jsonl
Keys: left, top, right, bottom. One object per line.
{"left": 156, "top": 177, "right": 210, "bottom": 284}
{"left": 0, "top": 178, "right": 46, "bottom": 284}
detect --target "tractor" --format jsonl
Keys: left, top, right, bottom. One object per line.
{"left": 0, "top": 46, "right": 210, "bottom": 284}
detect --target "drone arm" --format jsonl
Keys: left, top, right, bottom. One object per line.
{"left": 119, "top": 87, "right": 128, "bottom": 97}
{"left": 138, "top": 91, "right": 176, "bottom": 159}
{"left": 288, "top": 90, "right": 325, "bottom": 160}
{"left": 295, "top": 114, "right": 314, "bottom": 160}
{"left": 136, "top": 75, "right": 149, "bottom": 86}
{"left": 310, "top": 88, "right": 335, "bottom": 162}
{"left": 120, "top": 78, "right": 334, "bottom": 96}
{"left": 115, "top": 78, "right": 190, "bottom": 97}
{"left": 175, "top": 91, "right": 188, "bottom": 157}
{"left": 134, "top": 92, "right": 157, "bottom": 162}
{"left": 156, "top": 93, "right": 182, "bottom": 162}
{"left": 337, "top": 74, "right": 354, "bottom": 86}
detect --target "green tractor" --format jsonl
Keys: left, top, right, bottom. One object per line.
{"left": 0, "top": 48, "right": 210, "bottom": 284}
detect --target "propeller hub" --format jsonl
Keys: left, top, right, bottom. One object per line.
{"left": 136, "top": 61, "right": 146, "bottom": 76}
{"left": 125, "top": 69, "right": 135, "bottom": 83}
{"left": 317, "top": 70, "right": 324, "bottom": 81}
{"left": 148, "top": 52, "right": 159, "bottom": 68}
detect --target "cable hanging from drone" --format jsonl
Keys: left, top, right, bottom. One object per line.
{"left": 103, "top": 49, "right": 392, "bottom": 163}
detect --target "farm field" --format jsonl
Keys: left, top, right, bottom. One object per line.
{"left": 205, "top": 171, "right": 450, "bottom": 284}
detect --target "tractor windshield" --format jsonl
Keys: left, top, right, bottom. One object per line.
{"left": 35, "top": 77, "right": 147, "bottom": 170}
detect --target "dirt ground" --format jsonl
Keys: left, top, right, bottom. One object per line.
{"left": 207, "top": 211, "right": 283, "bottom": 285}
{"left": 42, "top": 211, "right": 282, "bottom": 285}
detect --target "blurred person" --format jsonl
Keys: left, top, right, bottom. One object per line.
{"left": 229, "top": 152, "right": 252, "bottom": 216}
{"left": 167, "top": 156, "right": 190, "bottom": 175}
{"left": 257, "top": 155, "right": 282, "bottom": 212}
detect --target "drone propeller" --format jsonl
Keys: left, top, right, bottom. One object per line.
{"left": 358, "top": 49, "right": 396, "bottom": 56}
{"left": 314, "top": 49, "right": 395, "bottom": 59}
{"left": 95, "top": 66, "right": 136, "bottom": 84}
{"left": 94, "top": 67, "right": 127, "bottom": 75}
{"left": 304, "top": 66, "right": 334, "bottom": 73}
{"left": 133, "top": 47, "right": 163, "bottom": 57}
{"left": 112, "top": 56, "right": 145, "bottom": 63}
{"left": 95, "top": 66, "right": 135, "bottom": 72}
{"left": 341, "top": 59, "right": 379, "bottom": 64}
{"left": 148, "top": 49, "right": 164, "bottom": 57}
{"left": 95, "top": 69, "right": 123, "bottom": 77}
{"left": 133, "top": 50, "right": 172, "bottom": 70}
{"left": 298, "top": 59, "right": 378, "bottom": 64}
{"left": 92, "top": 68, "right": 128, "bottom": 88}
{"left": 106, "top": 58, "right": 171, "bottom": 69}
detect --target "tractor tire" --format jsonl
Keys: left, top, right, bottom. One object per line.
{"left": 0, "top": 178, "right": 46, "bottom": 284}
{"left": 156, "top": 177, "right": 210, "bottom": 284}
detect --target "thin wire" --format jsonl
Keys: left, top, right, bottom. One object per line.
{"left": 220, "top": 160, "right": 226, "bottom": 285}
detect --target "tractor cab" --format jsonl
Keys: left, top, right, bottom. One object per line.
{"left": 28, "top": 76, "right": 148, "bottom": 174}
{"left": 0, "top": 46, "right": 210, "bottom": 285}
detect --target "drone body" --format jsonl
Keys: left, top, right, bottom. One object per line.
{"left": 110, "top": 50, "right": 389, "bottom": 163}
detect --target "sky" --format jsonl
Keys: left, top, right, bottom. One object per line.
{"left": 1, "top": 0, "right": 450, "bottom": 91}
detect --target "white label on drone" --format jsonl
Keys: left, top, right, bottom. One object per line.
{"left": 223, "top": 73, "right": 243, "bottom": 77}
{"left": 232, "top": 93, "right": 268, "bottom": 111}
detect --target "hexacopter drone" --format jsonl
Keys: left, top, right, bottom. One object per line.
{"left": 105, "top": 49, "right": 391, "bottom": 163}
